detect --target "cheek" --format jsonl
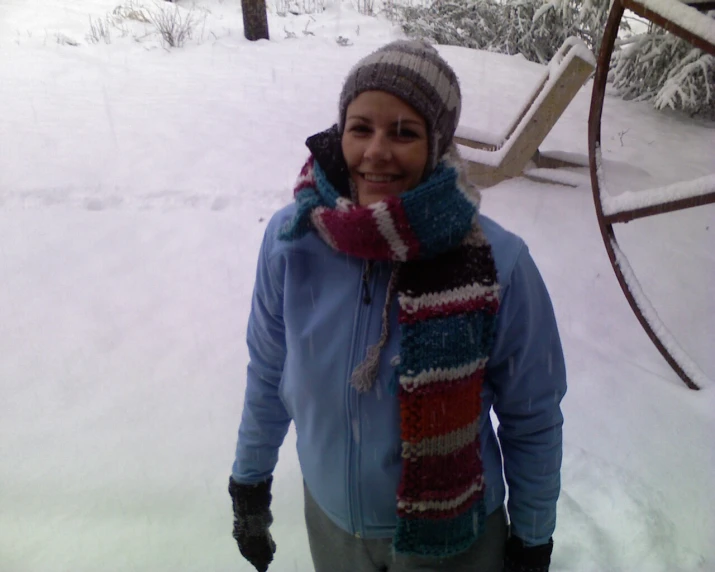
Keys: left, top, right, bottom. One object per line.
{"left": 403, "top": 146, "right": 429, "bottom": 179}
{"left": 341, "top": 137, "right": 360, "bottom": 169}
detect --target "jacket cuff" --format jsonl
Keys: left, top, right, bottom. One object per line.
{"left": 229, "top": 476, "right": 273, "bottom": 514}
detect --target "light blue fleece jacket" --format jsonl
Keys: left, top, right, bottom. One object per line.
{"left": 232, "top": 203, "right": 566, "bottom": 546}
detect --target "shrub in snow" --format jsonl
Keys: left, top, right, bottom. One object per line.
{"left": 387, "top": 0, "right": 616, "bottom": 65}
{"left": 88, "top": 1, "right": 198, "bottom": 47}
{"left": 611, "top": 19, "right": 715, "bottom": 120}
{"left": 113, "top": 2, "right": 151, "bottom": 24}
{"left": 149, "top": 3, "right": 197, "bottom": 48}
{"left": 536, "top": 0, "right": 613, "bottom": 56}
{"left": 86, "top": 16, "right": 113, "bottom": 44}
{"left": 390, "top": 0, "right": 713, "bottom": 118}
{"left": 273, "top": 0, "right": 327, "bottom": 17}
{"left": 356, "top": 0, "right": 377, "bottom": 16}
{"left": 55, "top": 33, "right": 80, "bottom": 47}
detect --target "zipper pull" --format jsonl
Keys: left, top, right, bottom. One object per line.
{"left": 362, "top": 261, "right": 373, "bottom": 305}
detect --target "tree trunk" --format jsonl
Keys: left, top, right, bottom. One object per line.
{"left": 242, "top": 0, "right": 269, "bottom": 41}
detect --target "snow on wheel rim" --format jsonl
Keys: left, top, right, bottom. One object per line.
{"left": 587, "top": 0, "right": 715, "bottom": 390}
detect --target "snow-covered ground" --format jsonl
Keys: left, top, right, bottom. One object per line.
{"left": 0, "top": 1, "right": 713, "bottom": 571}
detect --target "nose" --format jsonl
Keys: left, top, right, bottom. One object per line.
{"left": 363, "top": 132, "right": 391, "bottom": 162}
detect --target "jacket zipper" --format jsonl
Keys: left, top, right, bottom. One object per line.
{"left": 345, "top": 260, "right": 375, "bottom": 537}
{"left": 362, "top": 261, "right": 373, "bottom": 305}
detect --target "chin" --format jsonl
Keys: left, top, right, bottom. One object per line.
{"left": 357, "top": 186, "right": 409, "bottom": 206}
{"left": 358, "top": 192, "right": 394, "bottom": 206}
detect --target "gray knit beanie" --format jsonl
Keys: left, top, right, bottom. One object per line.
{"left": 338, "top": 39, "right": 462, "bottom": 170}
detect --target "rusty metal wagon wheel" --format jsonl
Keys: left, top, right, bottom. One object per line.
{"left": 588, "top": 0, "right": 715, "bottom": 390}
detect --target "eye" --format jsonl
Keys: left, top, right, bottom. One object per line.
{"left": 349, "top": 124, "right": 371, "bottom": 135}
{"left": 395, "top": 128, "right": 419, "bottom": 139}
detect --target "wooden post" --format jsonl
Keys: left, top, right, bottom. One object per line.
{"left": 242, "top": 0, "right": 269, "bottom": 41}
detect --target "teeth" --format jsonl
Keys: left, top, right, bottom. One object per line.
{"left": 363, "top": 174, "right": 398, "bottom": 182}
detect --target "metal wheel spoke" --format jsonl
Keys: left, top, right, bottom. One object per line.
{"left": 588, "top": 0, "right": 714, "bottom": 390}
{"left": 601, "top": 175, "right": 715, "bottom": 224}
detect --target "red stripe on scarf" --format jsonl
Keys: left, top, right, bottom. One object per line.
{"left": 295, "top": 180, "right": 314, "bottom": 195}
{"left": 397, "top": 489, "right": 483, "bottom": 520}
{"left": 400, "top": 368, "right": 485, "bottom": 397}
{"left": 397, "top": 459, "right": 484, "bottom": 520}
{"left": 293, "top": 157, "right": 315, "bottom": 196}
{"left": 400, "top": 373, "right": 483, "bottom": 442}
{"left": 386, "top": 197, "right": 421, "bottom": 259}
{"left": 317, "top": 207, "right": 393, "bottom": 259}
{"left": 400, "top": 296, "right": 499, "bottom": 324}
{"left": 400, "top": 445, "right": 482, "bottom": 494}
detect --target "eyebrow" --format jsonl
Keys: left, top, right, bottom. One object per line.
{"left": 346, "top": 115, "right": 424, "bottom": 127}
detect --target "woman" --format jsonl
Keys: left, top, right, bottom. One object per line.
{"left": 229, "top": 40, "right": 566, "bottom": 572}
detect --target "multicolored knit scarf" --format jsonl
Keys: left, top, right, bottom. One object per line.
{"left": 279, "top": 148, "right": 500, "bottom": 558}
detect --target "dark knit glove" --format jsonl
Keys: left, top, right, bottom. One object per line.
{"left": 504, "top": 536, "right": 554, "bottom": 572}
{"left": 228, "top": 476, "right": 276, "bottom": 572}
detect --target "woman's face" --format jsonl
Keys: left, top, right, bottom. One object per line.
{"left": 341, "top": 91, "right": 429, "bottom": 206}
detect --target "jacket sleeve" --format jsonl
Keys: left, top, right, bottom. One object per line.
{"left": 231, "top": 219, "right": 292, "bottom": 485}
{"left": 487, "top": 243, "right": 567, "bottom": 546}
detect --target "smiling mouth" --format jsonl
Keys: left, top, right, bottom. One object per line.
{"left": 360, "top": 173, "right": 401, "bottom": 183}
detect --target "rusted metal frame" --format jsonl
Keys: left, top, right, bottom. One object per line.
{"left": 588, "top": 0, "right": 702, "bottom": 389}
{"left": 623, "top": 0, "right": 715, "bottom": 55}
{"left": 603, "top": 191, "right": 715, "bottom": 224}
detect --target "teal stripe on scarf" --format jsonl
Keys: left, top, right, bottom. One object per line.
{"left": 278, "top": 187, "right": 320, "bottom": 241}
{"left": 393, "top": 500, "right": 486, "bottom": 557}
{"left": 311, "top": 161, "right": 341, "bottom": 207}
{"left": 279, "top": 162, "right": 340, "bottom": 242}
{"left": 399, "top": 313, "right": 498, "bottom": 374}
{"left": 400, "top": 164, "right": 476, "bottom": 259}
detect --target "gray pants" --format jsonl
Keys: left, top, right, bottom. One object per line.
{"left": 304, "top": 483, "right": 508, "bottom": 572}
